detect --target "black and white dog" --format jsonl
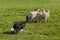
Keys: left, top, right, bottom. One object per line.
{"left": 10, "top": 21, "right": 26, "bottom": 34}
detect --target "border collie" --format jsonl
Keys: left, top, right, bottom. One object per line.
{"left": 10, "top": 21, "right": 26, "bottom": 34}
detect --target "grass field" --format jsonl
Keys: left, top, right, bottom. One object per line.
{"left": 0, "top": 0, "right": 60, "bottom": 40}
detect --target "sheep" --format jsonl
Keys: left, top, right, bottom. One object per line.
{"left": 43, "top": 9, "right": 50, "bottom": 21}
{"left": 34, "top": 8, "right": 45, "bottom": 22}
{"left": 26, "top": 8, "right": 40, "bottom": 22}
{"left": 35, "top": 8, "right": 50, "bottom": 22}
{"left": 45, "top": 9, "right": 50, "bottom": 18}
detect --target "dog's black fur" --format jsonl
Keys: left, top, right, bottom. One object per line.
{"left": 11, "top": 21, "right": 26, "bottom": 34}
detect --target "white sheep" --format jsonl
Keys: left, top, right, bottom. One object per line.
{"left": 26, "top": 8, "right": 40, "bottom": 22}
{"left": 35, "top": 8, "right": 50, "bottom": 22}
{"left": 43, "top": 9, "right": 50, "bottom": 21}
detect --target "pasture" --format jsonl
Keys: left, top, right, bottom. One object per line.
{"left": 0, "top": 0, "right": 60, "bottom": 40}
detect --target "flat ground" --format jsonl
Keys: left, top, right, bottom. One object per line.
{"left": 0, "top": 0, "right": 60, "bottom": 40}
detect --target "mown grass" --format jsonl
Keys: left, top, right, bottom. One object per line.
{"left": 0, "top": 0, "right": 60, "bottom": 40}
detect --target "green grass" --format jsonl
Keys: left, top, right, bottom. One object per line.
{"left": 0, "top": 0, "right": 60, "bottom": 40}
